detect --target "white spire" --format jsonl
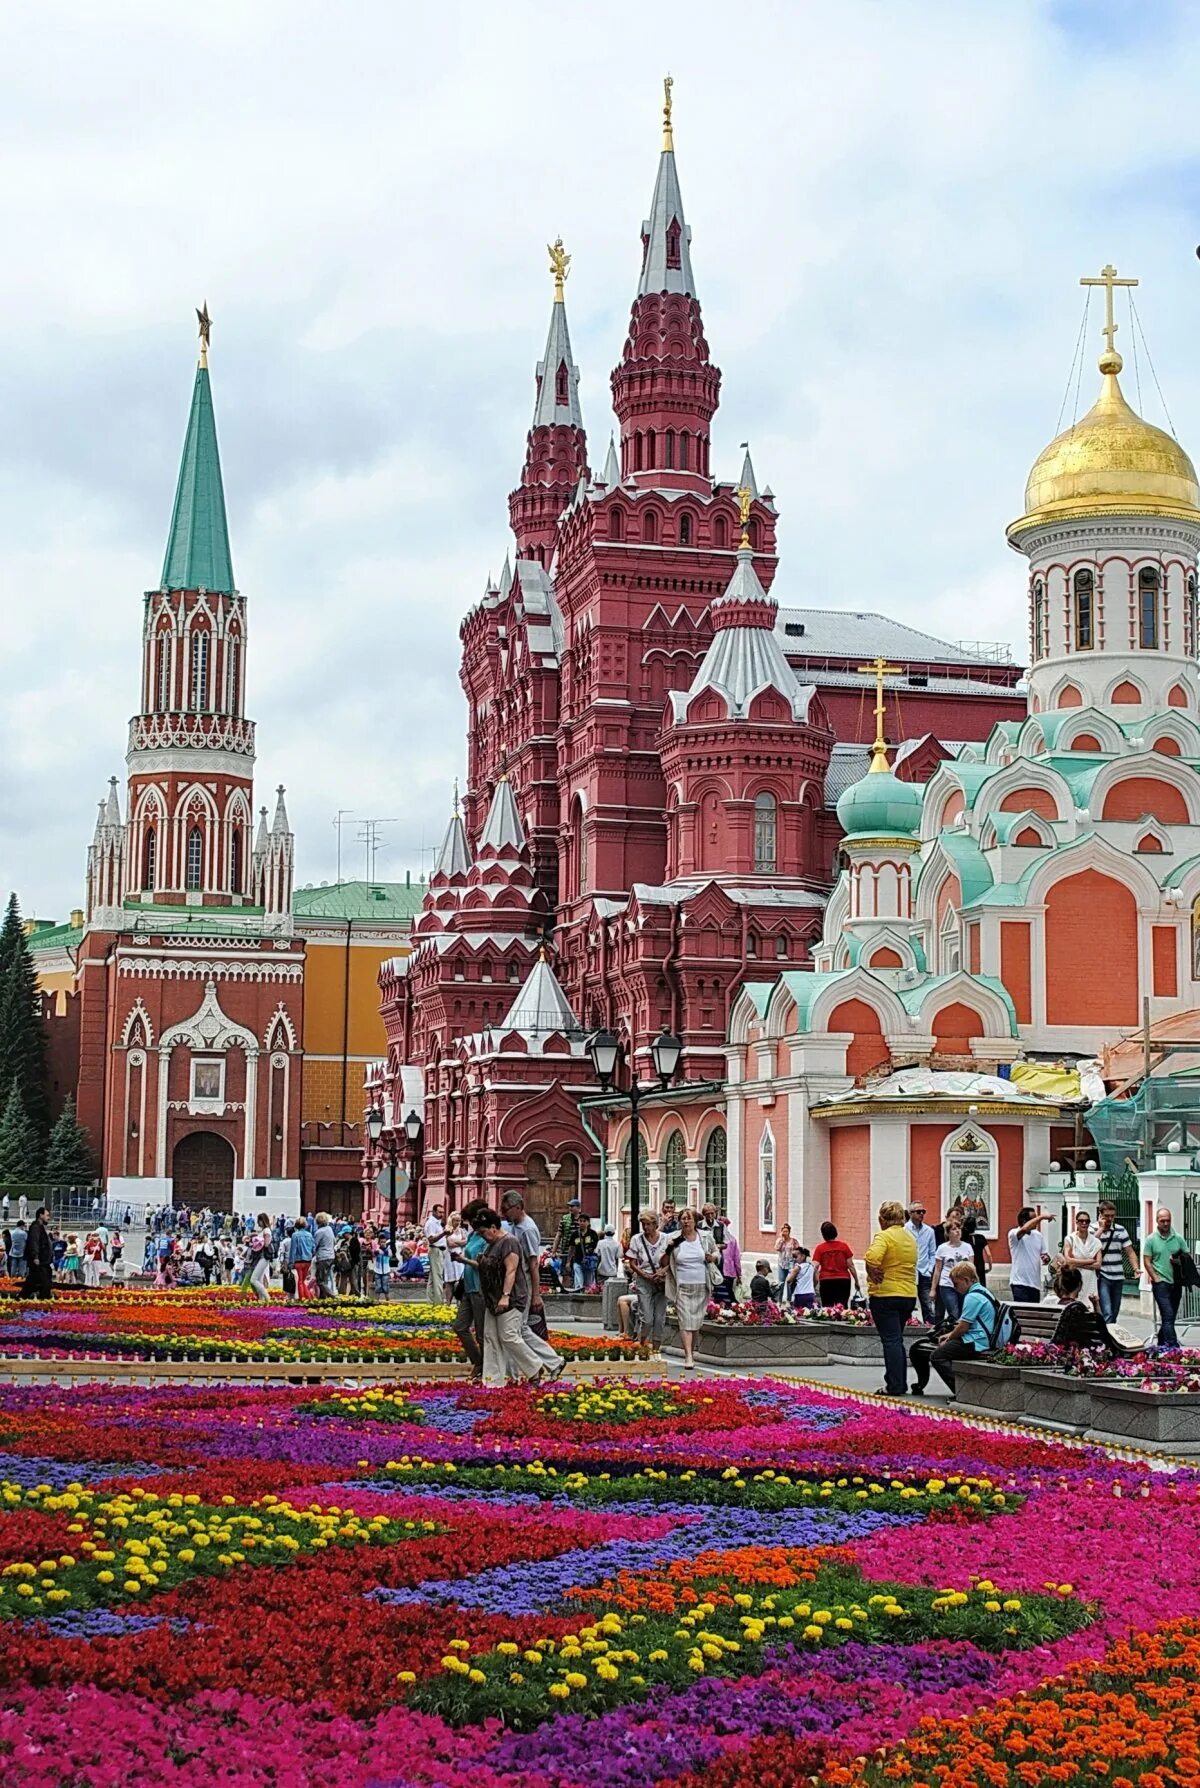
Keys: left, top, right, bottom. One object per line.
{"left": 502, "top": 953, "right": 580, "bottom": 1040}
{"left": 533, "top": 286, "right": 584, "bottom": 429}
{"left": 602, "top": 433, "right": 621, "bottom": 487}
{"left": 104, "top": 777, "right": 122, "bottom": 829}
{"left": 638, "top": 84, "right": 695, "bottom": 298}
{"left": 499, "top": 553, "right": 513, "bottom": 598}
{"left": 255, "top": 806, "right": 269, "bottom": 853}
{"left": 738, "top": 445, "right": 758, "bottom": 498}
{"left": 272, "top": 785, "right": 290, "bottom": 835}
{"left": 477, "top": 776, "right": 526, "bottom": 853}
{"left": 434, "top": 808, "right": 471, "bottom": 880}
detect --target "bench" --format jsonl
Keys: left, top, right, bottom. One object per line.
{"left": 995, "top": 1299, "right": 1145, "bottom": 1356}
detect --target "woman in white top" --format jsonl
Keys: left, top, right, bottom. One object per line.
{"left": 931, "top": 1220, "right": 975, "bottom": 1323}
{"left": 1062, "top": 1209, "right": 1102, "bottom": 1292}
{"left": 664, "top": 1208, "right": 719, "bottom": 1369}
{"left": 774, "top": 1224, "right": 794, "bottom": 1296}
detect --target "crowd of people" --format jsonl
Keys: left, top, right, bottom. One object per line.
{"left": 0, "top": 1211, "right": 124, "bottom": 1292}
{"left": 863, "top": 1195, "right": 1195, "bottom": 1399}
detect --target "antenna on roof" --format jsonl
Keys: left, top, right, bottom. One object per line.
{"left": 333, "top": 809, "right": 355, "bottom": 884}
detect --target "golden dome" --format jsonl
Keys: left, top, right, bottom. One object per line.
{"left": 1009, "top": 352, "right": 1200, "bottom": 541}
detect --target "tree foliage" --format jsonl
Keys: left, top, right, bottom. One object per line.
{"left": 0, "top": 893, "right": 51, "bottom": 1143}
{"left": 0, "top": 1083, "right": 41, "bottom": 1184}
{"left": 44, "top": 1095, "right": 95, "bottom": 1186}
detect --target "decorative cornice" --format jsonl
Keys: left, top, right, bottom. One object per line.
{"left": 810, "top": 1097, "right": 1059, "bottom": 1121}
{"left": 119, "top": 957, "right": 303, "bottom": 982}
{"left": 128, "top": 713, "right": 256, "bottom": 757}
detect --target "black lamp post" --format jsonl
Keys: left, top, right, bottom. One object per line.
{"left": 366, "top": 1103, "right": 425, "bottom": 1268}
{"left": 587, "top": 1028, "right": 683, "bottom": 1236}
{"left": 402, "top": 1108, "right": 424, "bottom": 1234}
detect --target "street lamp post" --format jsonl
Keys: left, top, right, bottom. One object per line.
{"left": 366, "top": 1104, "right": 423, "bottom": 1263}
{"left": 586, "top": 1028, "right": 683, "bottom": 1236}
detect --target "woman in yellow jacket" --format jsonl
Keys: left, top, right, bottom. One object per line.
{"left": 864, "top": 1201, "right": 918, "bottom": 1396}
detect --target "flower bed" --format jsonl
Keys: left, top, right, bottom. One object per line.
{"left": 1, "top": 1373, "right": 1200, "bottom": 1784}
{"left": 0, "top": 1290, "right": 648, "bottom": 1365}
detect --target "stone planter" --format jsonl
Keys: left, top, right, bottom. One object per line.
{"left": 1021, "top": 1368, "right": 1093, "bottom": 1432}
{"left": 821, "top": 1323, "right": 881, "bottom": 1364}
{"left": 541, "top": 1293, "right": 603, "bottom": 1324}
{"left": 953, "top": 1358, "right": 1027, "bottom": 1416}
{"left": 661, "top": 1320, "right": 830, "bottom": 1366}
{"left": 1086, "top": 1382, "right": 1200, "bottom": 1454}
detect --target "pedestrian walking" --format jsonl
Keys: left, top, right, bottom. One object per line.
{"left": 663, "top": 1208, "right": 720, "bottom": 1369}
{"left": 475, "top": 1209, "right": 563, "bottom": 1386}
{"left": 1143, "top": 1205, "right": 1188, "bottom": 1350}
{"left": 812, "top": 1221, "right": 859, "bottom": 1309}
{"left": 423, "top": 1204, "right": 449, "bottom": 1303}
{"left": 624, "top": 1209, "right": 668, "bottom": 1348}
{"left": 1008, "top": 1207, "right": 1053, "bottom": 1304}
{"left": 1095, "top": 1200, "right": 1138, "bottom": 1326}
{"left": 905, "top": 1203, "right": 937, "bottom": 1324}
{"left": 312, "top": 1213, "right": 337, "bottom": 1299}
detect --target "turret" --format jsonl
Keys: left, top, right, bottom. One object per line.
{"left": 1009, "top": 264, "right": 1200, "bottom": 718}
{"left": 611, "top": 79, "right": 721, "bottom": 494}
{"left": 509, "top": 238, "right": 589, "bottom": 564}
{"left": 86, "top": 777, "right": 125, "bottom": 925}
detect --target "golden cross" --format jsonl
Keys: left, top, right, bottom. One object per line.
{"left": 662, "top": 73, "right": 674, "bottom": 150}
{"left": 734, "top": 483, "right": 753, "bottom": 548}
{"left": 548, "top": 237, "right": 571, "bottom": 303}
{"left": 1080, "top": 263, "right": 1137, "bottom": 360}
{"left": 196, "top": 301, "right": 212, "bottom": 368}
{"left": 856, "top": 656, "right": 904, "bottom": 771}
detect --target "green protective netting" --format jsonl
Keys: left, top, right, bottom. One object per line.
{"left": 1088, "top": 1074, "right": 1200, "bottom": 1173}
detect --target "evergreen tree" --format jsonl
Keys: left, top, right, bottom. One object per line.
{"left": 0, "top": 1083, "right": 40, "bottom": 1185}
{"left": 44, "top": 1095, "right": 95, "bottom": 1187}
{"left": 0, "top": 892, "right": 51, "bottom": 1141}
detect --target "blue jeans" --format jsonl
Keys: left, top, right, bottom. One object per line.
{"left": 937, "top": 1282, "right": 962, "bottom": 1324}
{"left": 870, "top": 1295, "right": 914, "bottom": 1395}
{"left": 917, "top": 1273, "right": 935, "bottom": 1325}
{"left": 1097, "top": 1276, "right": 1124, "bottom": 1325}
{"left": 1152, "top": 1279, "right": 1182, "bottom": 1349}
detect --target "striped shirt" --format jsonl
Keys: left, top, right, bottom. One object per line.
{"left": 1098, "top": 1222, "right": 1131, "bottom": 1281}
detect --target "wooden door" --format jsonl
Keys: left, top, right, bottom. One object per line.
{"left": 172, "top": 1132, "right": 236, "bottom": 1213}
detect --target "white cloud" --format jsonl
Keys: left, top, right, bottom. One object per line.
{"left": 4, "top": 0, "right": 1200, "bottom": 913}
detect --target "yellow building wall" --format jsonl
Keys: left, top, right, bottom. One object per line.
{"left": 301, "top": 937, "right": 411, "bottom": 1125}
{"left": 38, "top": 970, "right": 76, "bottom": 1014}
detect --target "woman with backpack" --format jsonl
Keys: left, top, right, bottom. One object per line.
{"left": 248, "top": 1213, "right": 274, "bottom": 1304}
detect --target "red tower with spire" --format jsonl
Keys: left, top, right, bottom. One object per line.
{"left": 72, "top": 312, "right": 305, "bottom": 1216}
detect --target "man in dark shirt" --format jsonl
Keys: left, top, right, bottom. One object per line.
{"left": 22, "top": 1208, "right": 53, "bottom": 1300}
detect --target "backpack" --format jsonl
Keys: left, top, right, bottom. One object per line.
{"left": 976, "top": 1287, "right": 1018, "bottom": 1351}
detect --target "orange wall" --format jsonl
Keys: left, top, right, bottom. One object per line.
{"left": 1153, "top": 925, "right": 1178, "bottom": 998}
{"left": 1045, "top": 871, "right": 1138, "bottom": 1026}
{"left": 998, "top": 787, "right": 1058, "bottom": 820}
{"left": 931, "top": 1001, "right": 984, "bottom": 1053}
{"left": 829, "top": 1124, "right": 871, "bottom": 1249}
{"left": 301, "top": 937, "right": 410, "bottom": 1125}
{"left": 910, "top": 1125, "right": 953, "bottom": 1211}
{"left": 1000, "top": 922, "right": 1032, "bottom": 1025}
{"left": 1100, "top": 778, "right": 1189, "bottom": 824}
{"left": 827, "top": 999, "right": 888, "bottom": 1081}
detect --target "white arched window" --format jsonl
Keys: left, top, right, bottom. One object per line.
{"left": 704, "top": 1128, "right": 728, "bottom": 1214}
{"left": 663, "top": 1130, "right": 687, "bottom": 1205}
{"left": 186, "top": 826, "right": 204, "bottom": 891}
{"left": 189, "top": 631, "right": 210, "bottom": 712}
{"left": 225, "top": 633, "right": 240, "bottom": 714}
{"left": 758, "top": 1126, "right": 776, "bottom": 1230}
{"left": 754, "top": 792, "right": 777, "bottom": 874}
{"left": 155, "top": 633, "right": 171, "bottom": 709}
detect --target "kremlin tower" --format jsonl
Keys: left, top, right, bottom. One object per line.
{"left": 73, "top": 311, "right": 304, "bottom": 1215}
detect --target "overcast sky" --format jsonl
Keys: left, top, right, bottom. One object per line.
{"left": 4, "top": 0, "right": 1200, "bottom": 918}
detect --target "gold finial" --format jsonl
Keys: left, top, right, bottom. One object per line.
{"left": 734, "top": 483, "right": 753, "bottom": 548}
{"left": 196, "top": 302, "right": 212, "bottom": 368}
{"left": 548, "top": 236, "right": 571, "bottom": 303}
{"left": 662, "top": 73, "right": 674, "bottom": 150}
{"left": 1080, "top": 263, "right": 1138, "bottom": 374}
{"left": 856, "top": 656, "right": 904, "bottom": 772}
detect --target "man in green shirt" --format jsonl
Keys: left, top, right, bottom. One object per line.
{"left": 1143, "top": 1206, "right": 1187, "bottom": 1350}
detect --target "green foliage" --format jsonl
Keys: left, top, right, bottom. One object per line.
{"left": 44, "top": 1095, "right": 95, "bottom": 1187}
{"left": 0, "top": 893, "right": 51, "bottom": 1142}
{"left": 0, "top": 1084, "right": 42, "bottom": 1185}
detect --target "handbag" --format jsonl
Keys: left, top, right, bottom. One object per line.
{"left": 282, "top": 1266, "right": 296, "bottom": 1296}
{"left": 705, "top": 1257, "right": 723, "bottom": 1291}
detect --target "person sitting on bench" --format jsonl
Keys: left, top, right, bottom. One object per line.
{"left": 1050, "top": 1265, "right": 1129, "bottom": 1353}
{"left": 909, "top": 1262, "right": 1014, "bottom": 1395}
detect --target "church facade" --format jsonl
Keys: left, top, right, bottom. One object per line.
{"left": 366, "top": 86, "right": 1026, "bottom": 1239}
{"left": 723, "top": 272, "right": 1200, "bottom": 1263}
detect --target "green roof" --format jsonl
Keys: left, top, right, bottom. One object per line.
{"left": 162, "top": 363, "right": 235, "bottom": 594}
{"left": 26, "top": 921, "right": 83, "bottom": 955}
{"left": 292, "top": 881, "right": 425, "bottom": 922}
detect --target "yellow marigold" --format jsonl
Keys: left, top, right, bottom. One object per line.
{"left": 397, "top": 1671, "right": 416, "bottom": 1684}
{"left": 1003, "top": 1599, "right": 1022, "bottom": 1612}
{"left": 564, "top": 1672, "right": 588, "bottom": 1689}
{"left": 548, "top": 1683, "right": 570, "bottom": 1699}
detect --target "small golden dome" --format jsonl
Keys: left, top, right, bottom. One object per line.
{"left": 1009, "top": 353, "right": 1200, "bottom": 541}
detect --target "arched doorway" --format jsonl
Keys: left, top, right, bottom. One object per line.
{"left": 172, "top": 1131, "right": 235, "bottom": 1213}
{"left": 524, "top": 1151, "right": 578, "bottom": 1243}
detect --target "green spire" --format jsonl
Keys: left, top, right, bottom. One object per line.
{"left": 161, "top": 329, "right": 235, "bottom": 594}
